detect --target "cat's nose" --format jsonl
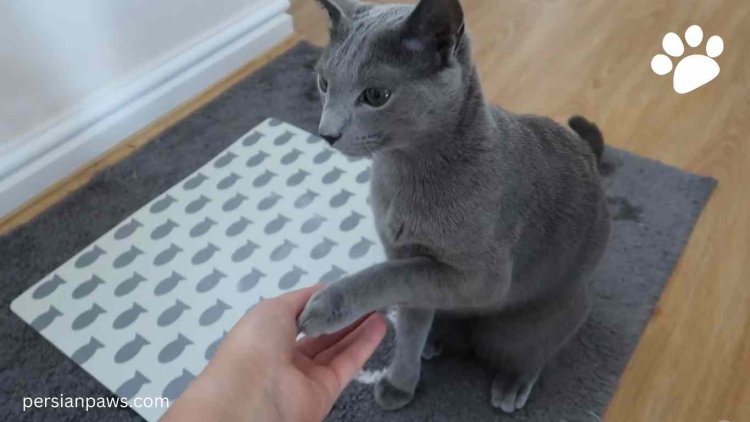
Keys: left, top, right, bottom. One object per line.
{"left": 320, "top": 133, "right": 341, "bottom": 145}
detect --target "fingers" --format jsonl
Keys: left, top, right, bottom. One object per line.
{"left": 317, "top": 313, "right": 387, "bottom": 396}
{"left": 236, "top": 284, "right": 323, "bottom": 352}
{"left": 296, "top": 314, "right": 370, "bottom": 358}
{"left": 274, "top": 284, "right": 323, "bottom": 315}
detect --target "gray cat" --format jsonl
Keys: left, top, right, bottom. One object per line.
{"left": 297, "top": 0, "right": 611, "bottom": 413}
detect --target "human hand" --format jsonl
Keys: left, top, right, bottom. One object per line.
{"left": 162, "top": 285, "right": 387, "bottom": 422}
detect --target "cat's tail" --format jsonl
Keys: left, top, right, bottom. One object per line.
{"left": 568, "top": 115, "right": 604, "bottom": 163}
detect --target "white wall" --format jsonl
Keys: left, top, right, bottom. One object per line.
{"left": 0, "top": 0, "right": 293, "bottom": 217}
{"left": 0, "top": 0, "right": 268, "bottom": 147}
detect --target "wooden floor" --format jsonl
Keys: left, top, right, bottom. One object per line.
{"left": 2, "top": 0, "right": 748, "bottom": 420}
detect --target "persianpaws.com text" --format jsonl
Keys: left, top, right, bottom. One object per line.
{"left": 22, "top": 395, "right": 169, "bottom": 412}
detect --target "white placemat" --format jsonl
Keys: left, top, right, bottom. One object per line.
{"left": 11, "top": 118, "right": 384, "bottom": 421}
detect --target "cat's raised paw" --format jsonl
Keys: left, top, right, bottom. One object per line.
{"left": 297, "top": 286, "right": 355, "bottom": 336}
{"left": 374, "top": 377, "right": 415, "bottom": 411}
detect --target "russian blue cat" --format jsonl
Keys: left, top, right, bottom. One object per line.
{"left": 298, "top": 0, "right": 610, "bottom": 413}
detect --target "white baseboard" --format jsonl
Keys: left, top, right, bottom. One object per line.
{"left": 0, "top": 0, "right": 294, "bottom": 219}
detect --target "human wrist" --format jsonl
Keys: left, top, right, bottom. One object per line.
{"left": 179, "top": 355, "right": 280, "bottom": 421}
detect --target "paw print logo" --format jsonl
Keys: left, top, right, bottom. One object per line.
{"left": 651, "top": 25, "right": 724, "bottom": 94}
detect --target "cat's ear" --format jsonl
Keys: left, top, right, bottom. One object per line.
{"left": 316, "top": 0, "right": 362, "bottom": 38}
{"left": 402, "top": 0, "right": 465, "bottom": 65}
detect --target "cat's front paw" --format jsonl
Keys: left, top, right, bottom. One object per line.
{"left": 374, "top": 377, "right": 415, "bottom": 410}
{"left": 297, "top": 286, "right": 356, "bottom": 336}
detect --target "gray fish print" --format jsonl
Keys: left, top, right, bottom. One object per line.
{"left": 158, "top": 333, "right": 193, "bottom": 364}
{"left": 116, "top": 371, "right": 150, "bottom": 398}
{"left": 268, "top": 118, "right": 283, "bottom": 127}
{"left": 214, "top": 151, "right": 237, "bottom": 168}
{"left": 253, "top": 170, "right": 276, "bottom": 188}
{"left": 33, "top": 275, "right": 66, "bottom": 299}
{"left": 204, "top": 331, "right": 227, "bottom": 361}
{"left": 320, "top": 265, "right": 347, "bottom": 284}
{"left": 322, "top": 167, "right": 345, "bottom": 184}
{"left": 158, "top": 300, "right": 190, "bottom": 327}
{"left": 162, "top": 369, "right": 195, "bottom": 400}
{"left": 226, "top": 216, "right": 252, "bottom": 237}
{"left": 281, "top": 148, "right": 303, "bottom": 165}
{"left": 115, "top": 272, "right": 147, "bottom": 297}
{"left": 115, "top": 334, "right": 150, "bottom": 364}
{"left": 232, "top": 240, "right": 259, "bottom": 263}
{"left": 72, "top": 275, "right": 104, "bottom": 299}
{"left": 238, "top": 268, "right": 265, "bottom": 292}
{"left": 350, "top": 237, "right": 376, "bottom": 259}
{"left": 192, "top": 243, "right": 220, "bottom": 265}
{"left": 190, "top": 217, "right": 216, "bottom": 238}
{"left": 340, "top": 211, "right": 365, "bottom": 231}
{"left": 196, "top": 269, "right": 226, "bottom": 293}
{"left": 264, "top": 214, "right": 290, "bottom": 235}
{"left": 154, "top": 271, "right": 185, "bottom": 296}
{"left": 71, "top": 337, "right": 104, "bottom": 365}
{"left": 311, "top": 238, "right": 337, "bottom": 260}
{"left": 150, "top": 195, "right": 177, "bottom": 214}
{"left": 356, "top": 167, "right": 371, "bottom": 184}
{"left": 31, "top": 306, "right": 62, "bottom": 331}
{"left": 273, "top": 130, "right": 293, "bottom": 146}
{"left": 306, "top": 134, "right": 321, "bottom": 144}
{"left": 246, "top": 151, "right": 270, "bottom": 168}
{"left": 151, "top": 219, "right": 179, "bottom": 240}
{"left": 294, "top": 190, "right": 319, "bottom": 209}
{"left": 278, "top": 266, "right": 307, "bottom": 290}
{"left": 154, "top": 244, "right": 183, "bottom": 266}
{"left": 185, "top": 195, "right": 211, "bottom": 214}
{"left": 75, "top": 246, "right": 105, "bottom": 269}
{"left": 113, "top": 303, "right": 147, "bottom": 329}
{"left": 72, "top": 303, "right": 105, "bottom": 331}
{"left": 301, "top": 214, "right": 327, "bottom": 234}
{"left": 330, "top": 189, "right": 354, "bottom": 208}
{"left": 242, "top": 131, "right": 264, "bottom": 147}
{"left": 270, "top": 240, "right": 297, "bottom": 262}
{"left": 113, "top": 246, "right": 143, "bottom": 269}
{"left": 222, "top": 193, "right": 248, "bottom": 212}
{"left": 286, "top": 169, "right": 310, "bottom": 187}
{"left": 257, "top": 192, "right": 282, "bottom": 211}
{"left": 313, "top": 149, "right": 334, "bottom": 164}
{"left": 183, "top": 172, "right": 208, "bottom": 190}
{"left": 114, "top": 219, "right": 143, "bottom": 240}
{"left": 199, "top": 300, "right": 231, "bottom": 326}
{"left": 217, "top": 173, "right": 241, "bottom": 190}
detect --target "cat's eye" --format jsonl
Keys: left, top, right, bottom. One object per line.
{"left": 317, "top": 74, "right": 329, "bottom": 93}
{"left": 362, "top": 88, "right": 391, "bottom": 108}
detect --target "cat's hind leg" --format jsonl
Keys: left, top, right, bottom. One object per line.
{"left": 479, "top": 330, "right": 546, "bottom": 413}
{"left": 490, "top": 367, "right": 542, "bottom": 412}
{"left": 475, "top": 282, "right": 592, "bottom": 413}
{"left": 375, "top": 306, "right": 434, "bottom": 410}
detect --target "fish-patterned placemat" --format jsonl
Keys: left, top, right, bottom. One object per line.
{"left": 10, "top": 118, "right": 384, "bottom": 421}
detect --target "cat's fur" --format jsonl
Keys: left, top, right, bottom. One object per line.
{"left": 297, "top": 0, "right": 611, "bottom": 413}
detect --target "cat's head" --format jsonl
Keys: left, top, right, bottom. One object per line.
{"left": 314, "top": 0, "right": 470, "bottom": 157}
